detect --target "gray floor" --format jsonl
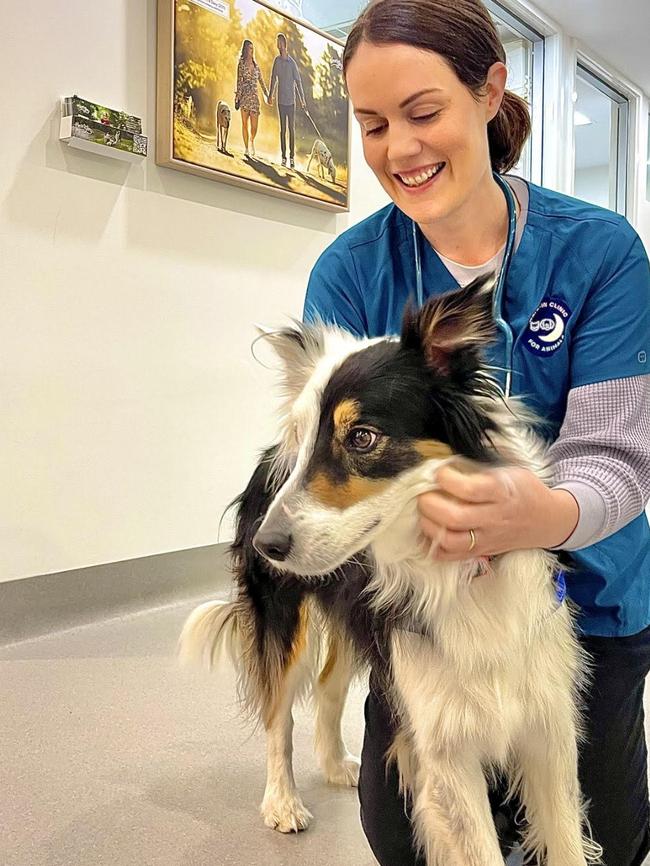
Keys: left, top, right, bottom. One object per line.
{"left": 6, "top": 591, "right": 649, "bottom": 865}
{"left": 0, "top": 595, "right": 374, "bottom": 866}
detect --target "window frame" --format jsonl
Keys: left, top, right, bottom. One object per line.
{"left": 483, "top": 0, "right": 545, "bottom": 185}
{"left": 574, "top": 60, "right": 630, "bottom": 216}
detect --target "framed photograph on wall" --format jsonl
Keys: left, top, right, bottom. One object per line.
{"left": 156, "top": 0, "right": 350, "bottom": 211}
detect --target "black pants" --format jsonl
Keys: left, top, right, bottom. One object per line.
{"left": 359, "top": 626, "right": 650, "bottom": 866}
{"left": 278, "top": 103, "right": 295, "bottom": 160}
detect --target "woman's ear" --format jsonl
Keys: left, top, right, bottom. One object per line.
{"left": 485, "top": 61, "right": 508, "bottom": 122}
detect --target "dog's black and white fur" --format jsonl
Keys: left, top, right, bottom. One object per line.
{"left": 180, "top": 275, "right": 601, "bottom": 865}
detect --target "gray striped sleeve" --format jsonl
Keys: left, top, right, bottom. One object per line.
{"left": 548, "top": 375, "right": 650, "bottom": 550}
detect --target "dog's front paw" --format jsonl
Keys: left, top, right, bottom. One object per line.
{"left": 323, "top": 754, "right": 361, "bottom": 787}
{"left": 261, "top": 793, "right": 313, "bottom": 833}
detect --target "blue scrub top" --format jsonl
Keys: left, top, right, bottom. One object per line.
{"left": 304, "top": 180, "right": 650, "bottom": 637}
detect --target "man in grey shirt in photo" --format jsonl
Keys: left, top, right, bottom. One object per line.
{"left": 268, "top": 33, "right": 306, "bottom": 169}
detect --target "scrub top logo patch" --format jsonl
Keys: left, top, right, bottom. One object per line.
{"left": 523, "top": 297, "right": 571, "bottom": 357}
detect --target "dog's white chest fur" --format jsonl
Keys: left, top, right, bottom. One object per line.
{"left": 391, "top": 630, "right": 526, "bottom": 764}
{"left": 371, "top": 543, "right": 578, "bottom": 763}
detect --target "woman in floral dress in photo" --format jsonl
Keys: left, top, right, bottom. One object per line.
{"left": 234, "top": 39, "right": 269, "bottom": 158}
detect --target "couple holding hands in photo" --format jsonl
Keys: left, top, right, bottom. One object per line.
{"left": 235, "top": 32, "right": 305, "bottom": 167}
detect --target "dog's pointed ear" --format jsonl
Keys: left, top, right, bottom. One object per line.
{"left": 254, "top": 321, "right": 324, "bottom": 398}
{"left": 400, "top": 273, "right": 496, "bottom": 381}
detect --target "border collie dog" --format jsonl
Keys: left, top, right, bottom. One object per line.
{"left": 180, "top": 275, "right": 601, "bottom": 866}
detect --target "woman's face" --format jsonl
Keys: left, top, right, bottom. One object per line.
{"left": 244, "top": 42, "right": 253, "bottom": 61}
{"left": 345, "top": 41, "right": 506, "bottom": 228}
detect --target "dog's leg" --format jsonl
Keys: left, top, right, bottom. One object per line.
{"left": 260, "top": 655, "right": 313, "bottom": 833}
{"left": 410, "top": 751, "right": 506, "bottom": 866}
{"left": 515, "top": 718, "right": 601, "bottom": 866}
{"left": 314, "top": 635, "right": 360, "bottom": 786}
{"left": 391, "top": 634, "right": 505, "bottom": 866}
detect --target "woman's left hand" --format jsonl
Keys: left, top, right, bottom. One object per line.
{"left": 417, "top": 464, "right": 580, "bottom": 560}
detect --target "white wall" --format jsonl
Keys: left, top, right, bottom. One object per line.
{"left": 0, "top": 0, "right": 387, "bottom": 582}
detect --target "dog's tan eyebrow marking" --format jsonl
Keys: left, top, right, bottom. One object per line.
{"left": 333, "top": 398, "right": 361, "bottom": 434}
{"left": 307, "top": 473, "right": 390, "bottom": 509}
{"left": 414, "top": 440, "right": 455, "bottom": 461}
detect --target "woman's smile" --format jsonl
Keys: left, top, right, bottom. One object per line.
{"left": 393, "top": 161, "right": 446, "bottom": 191}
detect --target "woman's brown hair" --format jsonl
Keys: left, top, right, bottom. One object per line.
{"left": 342, "top": 0, "right": 531, "bottom": 174}
{"left": 240, "top": 38, "right": 256, "bottom": 65}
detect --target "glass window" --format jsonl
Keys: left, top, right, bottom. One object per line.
{"left": 302, "top": 1, "right": 365, "bottom": 38}
{"left": 573, "top": 65, "right": 628, "bottom": 215}
{"left": 273, "top": 0, "right": 307, "bottom": 18}
{"left": 482, "top": 2, "right": 545, "bottom": 184}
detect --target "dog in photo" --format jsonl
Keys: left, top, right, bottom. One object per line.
{"left": 180, "top": 275, "right": 601, "bottom": 866}
{"left": 306, "top": 138, "right": 336, "bottom": 184}
{"left": 216, "top": 100, "right": 231, "bottom": 153}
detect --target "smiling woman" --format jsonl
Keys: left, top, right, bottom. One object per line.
{"left": 347, "top": 48, "right": 510, "bottom": 262}
{"left": 303, "top": 0, "right": 650, "bottom": 864}
{"left": 343, "top": 0, "right": 530, "bottom": 263}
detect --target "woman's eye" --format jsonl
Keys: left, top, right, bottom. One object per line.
{"left": 413, "top": 111, "right": 440, "bottom": 123}
{"left": 347, "top": 428, "right": 379, "bottom": 452}
{"left": 364, "top": 125, "right": 386, "bottom": 137}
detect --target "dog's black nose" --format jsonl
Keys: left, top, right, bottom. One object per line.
{"left": 253, "top": 529, "right": 293, "bottom": 562}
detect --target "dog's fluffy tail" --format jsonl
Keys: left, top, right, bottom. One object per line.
{"left": 178, "top": 599, "right": 239, "bottom": 670}
{"left": 178, "top": 596, "right": 299, "bottom": 726}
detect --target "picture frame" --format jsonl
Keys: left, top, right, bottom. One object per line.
{"left": 156, "top": 0, "right": 350, "bottom": 212}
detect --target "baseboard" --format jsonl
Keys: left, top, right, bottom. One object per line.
{"left": 0, "top": 543, "right": 231, "bottom": 646}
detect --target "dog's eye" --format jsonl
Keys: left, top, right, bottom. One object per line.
{"left": 347, "top": 427, "right": 379, "bottom": 452}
